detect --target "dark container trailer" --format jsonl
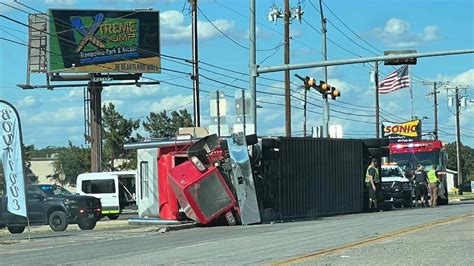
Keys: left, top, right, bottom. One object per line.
{"left": 259, "top": 137, "right": 369, "bottom": 220}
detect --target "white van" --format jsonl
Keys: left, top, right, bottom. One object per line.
{"left": 76, "top": 171, "right": 136, "bottom": 220}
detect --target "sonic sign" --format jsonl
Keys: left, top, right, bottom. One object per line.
{"left": 48, "top": 9, "right": 160, "bottom": 73}
{"left": 382, "top": 120, "right": 422, "bottom": 143}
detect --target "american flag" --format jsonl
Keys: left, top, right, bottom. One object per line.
{"left": 378, "top": 65, "right": 410, "bottom": 94}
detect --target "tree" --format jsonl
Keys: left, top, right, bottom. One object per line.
{"left": 143, "top": 109, "right": 194, "bottom": 138}
{"left": 23, "top": 144, "right": 38, "bottom": 184}
{"left": 0, "top": 144, "right": 38, "bottom": 193}
{"left": 445, "top": 142, "right": 474, "bottom": 181}
{"left": 51, "top": 142, "right": 91, "bottom": 185}
{"left": 102, "top": 103, "right": 140, "bottom": 171}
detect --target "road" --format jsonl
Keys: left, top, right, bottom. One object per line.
{"left": 0, "top": 201, "right": 472, "bottom": 265}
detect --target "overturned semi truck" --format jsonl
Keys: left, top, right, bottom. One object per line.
{"left": 124, "top": 133, "right": 388, "bottom": 225}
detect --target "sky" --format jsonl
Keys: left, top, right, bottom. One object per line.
{"left": 0, "top": 0, "right": 473, "bottom": 149}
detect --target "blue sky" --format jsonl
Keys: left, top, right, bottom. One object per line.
{"left": 1, "top": 0, "right": 473, "bottom": 149}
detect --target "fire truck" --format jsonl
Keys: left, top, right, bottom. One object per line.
{"left": 388, "top": 140, "right": 449, "bottom": 205}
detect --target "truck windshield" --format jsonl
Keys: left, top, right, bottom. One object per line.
{"left": 381, "top": 168, "right": 403, "bottom": 177}
{"left": 39, "top": 185, "right": 73, "bottom": 197}
{"left": 390, "top": 151, "right": 440, "bottom": 172}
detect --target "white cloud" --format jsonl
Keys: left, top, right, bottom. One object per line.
{"left": 160, "top": 10, "right": 236, "bottom": 45}
{"left": 26, "top": 107, "right": 83, "bottom": 126}
{"left": 452, "top": 69, "right": 474, "bottom": 86}
{"left": 102, "top": 83, "right": 168, "bottom": 99}
{"left": 136, "top": 94, "right": 193, "bottom": 114}
{"left": 49, "top": 90, "right": 83, "bottom": 103}
{"left": 371, "top": 18, "right": 440, "bottom": 48}
{"left": 44, "top": 0, "right": 77, "bottom": 5}
{"left": 17, "top": 96, "right": 37, "bottom": 108}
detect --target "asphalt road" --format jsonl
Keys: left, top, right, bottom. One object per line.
{"left": 0, "top": 201, "right": 472, "bottom": 265}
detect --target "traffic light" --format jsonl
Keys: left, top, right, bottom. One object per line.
{"left": 319, "top": 81, "right": 331, "bottom": 93}
{"left": 295, "top": 74, "right": 340, "bottom": 100}
{"left": 304, "top": 76, "right": 315, "bottom": 89}
{"left": 330, "top": 87, "right": 341, "bottom": 100}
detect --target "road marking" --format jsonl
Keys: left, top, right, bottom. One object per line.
{"left": 272, "top": 213, "right": 473, "bottom": 265}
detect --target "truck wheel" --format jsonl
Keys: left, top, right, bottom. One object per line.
{"left": 49, "top": 211, "right": 68, "bottom": 232}
{"left": 403, "top": 199, "right": 413, "bottom": 208}
{"left": 7, "top": 225, "right": 25, "bottom": 234}
{"left": 77, "top": 218, "right": 97, "bottom": 230}
{"left": 107, "top": 214, "right": 119, "bottom": 220}
{"left": 394, "top": 202, "right": 402, "bottom": 208}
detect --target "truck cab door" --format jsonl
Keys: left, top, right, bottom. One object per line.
{"left": 26, "top": 188, "right": 47, "bottom": 224}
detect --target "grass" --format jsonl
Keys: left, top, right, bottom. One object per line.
{"left": 448, "top": 191, "right": 474, "bottom": 201}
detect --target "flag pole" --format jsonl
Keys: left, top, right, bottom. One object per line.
{"left": 409, "top": 65, "right": 414, "bottom": 119}
{"left": 375, "top": 61, "right": 380, "bottom": 138}
{"left": 17, "top": 107, "right": 31, "bottom": 241}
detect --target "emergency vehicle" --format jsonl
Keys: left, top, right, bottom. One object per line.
{"left": 388, "top": 140, "right": 449, "bottom": 205}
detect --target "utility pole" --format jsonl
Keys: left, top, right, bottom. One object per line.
{"left": 268, "top": 2, "right": 303, "bottom": 137}
{"left": 284, "top": 0, "right": 291, "bottom": 137}
{"left": 432, "top": 82, "right": 439, "bottom": 139}
{"left": 191, "top": 0, "right": 200, "bottom": 127}
{"left": 375, "top": 62, "right": 380, "bottom": 138}
{"left": 319, "top": 0, "right": 329, "bottom": 138}
{"left": 454, "top": 86, "right": 463, "bottom": 195}
{"left": 249, "top": 0, "right": 257, "bottom": 135}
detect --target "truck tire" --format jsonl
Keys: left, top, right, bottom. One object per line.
{"left": 77, "top": 218, "right": 97, "bottom": 230}
{"left": 403, "top": 199, "right": 413, "bottom": 208}
{"left": 7, "top": 225, "right": 25, "bottom": 234}
{"left": 438, "top": 189, "right": 449, "bottom": 205}
{"left": 49, "top": 211, "right": 68, "bottom": 232}
{"left": 107, "top": 214, "right": 119, "bottom": 220}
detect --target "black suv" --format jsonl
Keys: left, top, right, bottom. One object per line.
{"left": 0, "top": 184, "right": 102, "bottom": 234}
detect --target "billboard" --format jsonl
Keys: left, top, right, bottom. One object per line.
{"left": 382, "top": 120, "right": 422, "bottom": 143}
{"left": 48, "top": 9, "right": 160, "bottom": 73}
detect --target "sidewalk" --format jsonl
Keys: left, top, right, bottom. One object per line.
{"left": 0, "top": 217, "right": 195, "bottom": 236}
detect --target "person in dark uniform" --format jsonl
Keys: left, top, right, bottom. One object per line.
{"left": 365, "top": 158, "right": 380, "bottom": 210}
{"left": 413, "top": 165, "right": 428, "bottom": 207}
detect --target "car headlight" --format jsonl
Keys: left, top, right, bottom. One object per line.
{"left": 64, "top": 199, "right": 78, "bottom": 205}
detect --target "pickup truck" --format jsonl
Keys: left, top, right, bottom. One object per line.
{"left": 0, "top": 184, "right": 102, "bottom": 234}
{"left": 381, "top": 165, "right": 414, "bottom": 208}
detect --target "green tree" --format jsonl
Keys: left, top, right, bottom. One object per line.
{"left": 23, "top": 144, "right": 38, "bottom": 183}
{"left": 143, "top": 109, "right": 194, "bottom": 138}
{"left": 51, "top": 142, "right": 91, "bottom": 185}
{"left": 0, "top": 144, "right": 38, "bottom": 193}
{"left": 445, "top": 142, "right": 474, "bottom": 181}
{"left": 102, "top": 103, "right": 140, "bottom": 171}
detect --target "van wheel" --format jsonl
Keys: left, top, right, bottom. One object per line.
{"left": 49, "top": 211, "right": 68, "bottom": 232}
{"left": 78, "top": 218, "right": 97, "bottom": 230}
{"left": 107, "top": 214, "right": 119, "bottom": 220}
{"left": 7, "top": 225, "right": 25, "bottom": 234}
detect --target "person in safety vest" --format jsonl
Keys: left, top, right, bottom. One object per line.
{"left": 413, "top": 165, "right": 428, "bottom": 207}
{"left": 365, "top": 158, "right": 380, "bottom": 210}
{"left": 427, "top": 165, "right": 440, "bottom": 207}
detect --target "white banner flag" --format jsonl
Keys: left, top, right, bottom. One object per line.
{"left": 0, "top": 101, "right": 27, "bottom": 217}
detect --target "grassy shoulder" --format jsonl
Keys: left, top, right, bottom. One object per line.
{"left": 448, "top": 191, "right": 474, "bottom": 201}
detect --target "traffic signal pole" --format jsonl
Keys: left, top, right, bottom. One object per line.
{"left": 319, "top": 0, "right": 329, "bottom": 138}
{"left": 258, "top": 49, "right": 474, "bottom": 74}
{"left": 284, "top": 0, "right": 291, "bottom": 137}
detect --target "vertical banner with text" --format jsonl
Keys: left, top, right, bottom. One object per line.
{"left": 0, "top": 101, "right": 27, "bottom": 217}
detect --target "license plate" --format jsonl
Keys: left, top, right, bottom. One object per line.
{"left": 88, "top": 214, "right": 94, "bottom": 218}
